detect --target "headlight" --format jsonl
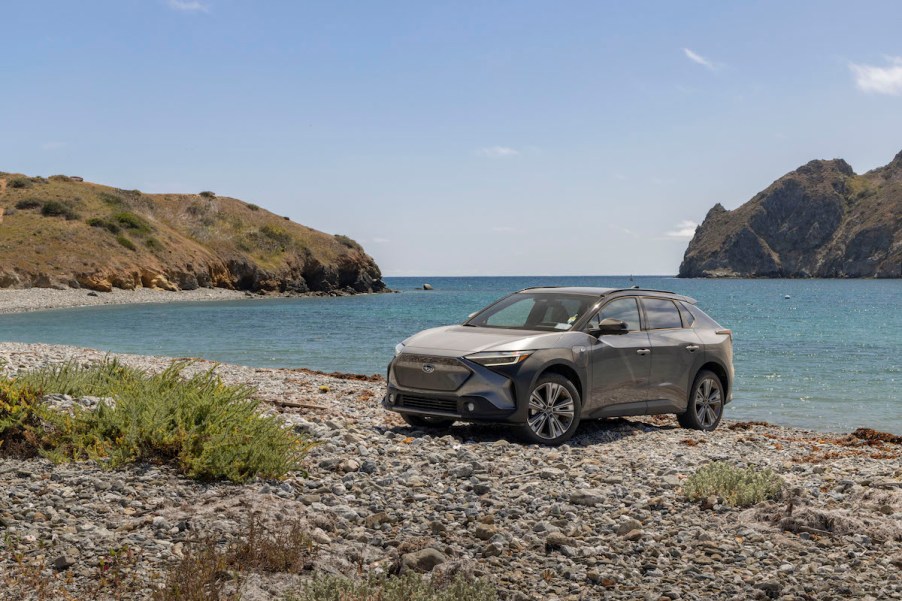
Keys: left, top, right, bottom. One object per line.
{"left": 394, "top": 342, "right": 405, "bottom": 357}
{"left": 465, "top": 350, "right": 533, "bottom": 367}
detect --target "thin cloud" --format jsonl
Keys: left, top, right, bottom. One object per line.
{"left": 665, "top": 220, "right": 699, "bottom": 240}
{"left": 475, "top": 146, "right": 520, "bottom": 158}
{"left": 850, "top": 57, "right": 902, "bottom": 95}
{"left": 683, "top": 48, "right": 717, "bottom": 71}
{"left": 491, "top": 226, "right": 516, "bottom": 233}
{"left": 372, "top": 237, "right": 390, "bottom": 244}
{"left": 167, "top": 0, "right": 210, "bottom": 13}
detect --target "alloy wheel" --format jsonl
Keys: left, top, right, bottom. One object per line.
{"left": 527, "top": 382, "right": 575, "bottom": 440}
{"left": 694, "top": 377, "right": 723, "bottom": 428}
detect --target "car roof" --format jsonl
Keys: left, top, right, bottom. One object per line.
{"left": 518, "top": 286, "right": 697, "bottom": 304}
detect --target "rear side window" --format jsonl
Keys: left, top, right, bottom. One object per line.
{"left": 678, "top": 302, "right": 695, "bottom": 327}
{"left": 642, "top": 298, "right": 682, "bottom": 330}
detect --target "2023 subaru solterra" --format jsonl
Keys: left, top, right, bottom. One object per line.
{"left": 383, "top": 287, "right": 734, "bottom": 445}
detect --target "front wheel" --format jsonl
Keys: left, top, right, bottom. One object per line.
{"left": 678, "top": 370, "right": 724, "bottom": 431}
{"left": 518, "top": 374, "right": 582, "bottom": 445}
{"left": 402, "top": 414, "right": 456, "bottom": 429}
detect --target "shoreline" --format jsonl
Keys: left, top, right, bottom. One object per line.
{"left": 0, "top": 286, "right": 392, "bottom": 315}
{"left": 1, "top": 342, "right": 900, "bottom": 600}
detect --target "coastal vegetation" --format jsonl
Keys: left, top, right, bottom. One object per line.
{"left": 0, "top": 172, "right": 386, "bottom": 294}
{"left": 1, "top": 360, "right": 312, "bottom": 482}
{"left": 683, "top": 461, "right": 784, "bottom": 507}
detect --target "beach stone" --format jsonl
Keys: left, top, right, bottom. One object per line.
{"left": 401, "top": 548, "right": 448, "bottom": 573}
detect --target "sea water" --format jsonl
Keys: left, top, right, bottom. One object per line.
{"left": 0, "top": 276, "right": 898, "bottom": 434}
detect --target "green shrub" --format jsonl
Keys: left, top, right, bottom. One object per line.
{"left": 8, "top": 177, "right": 31, "bottom": 189}
{"left": 334, "top": 234, "right": 362, "bottom": 251}
{"left": 145, "top": 237, "right": 164, "bottom": 251}
{"left": 14, "top": 198, "right": 42, "bottom": 210}
{"left": 293, "top": 572, "right": 498, "bottom": 601}
{"left": 88, "top": 217, "right": 122, "bottom": 234}
{"left": 40, "top": 200, "right": 80, "bottom": 220}
{"left": 97, "top": 191, "right": 125, "bottom": 206}
{"left": 199, "top": 191, "right": 216, "bottom": 198}
{"left": 684, "top": 462, "right": 784, "bottom": 507}
{"left": 17, "top": 360, "right": 313, "bottom": 482}
{"left": 116, "top": 235, "right": 137, "bottom": 251}
{"left": 49, "top": 174, "right": 71, "bottom": 182}
{"left": 113, "top": 211, "right": 151, "bottom": 233}
{"left": 246, "top": 203, "right": 260, "bottom": 211}
{"left": 0, "top": 380, "right": 47, "bottom": 458}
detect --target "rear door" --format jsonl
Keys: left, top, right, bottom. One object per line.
{"left": 585, "top": 297, "right": 651, "bottom": 413}
{"left": 641, "top": 297, "right": 703, "bottom": 409}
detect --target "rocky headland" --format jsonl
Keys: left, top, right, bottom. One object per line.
{"left": 0, "top": 173, "right": 386, "bottom": 295}
{"left": 1, "top": 343, "right": 900, "bottom": 600}
{"left": 679, "top": 150, "right": 902, "bottom": 278}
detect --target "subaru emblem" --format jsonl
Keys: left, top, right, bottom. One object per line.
{"left": 422, "top": 363, "right": 435, "bottom": 374}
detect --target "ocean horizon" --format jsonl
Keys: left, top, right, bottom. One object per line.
{"left": 0, "top": 275, "right": 898, "bottom": 435}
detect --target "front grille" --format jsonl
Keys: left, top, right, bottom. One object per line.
{"left": 398, "top": 395, "right": 458, "bottom": 414}
{"left": 394, "top": 354, "right": 471, "bottom": 392}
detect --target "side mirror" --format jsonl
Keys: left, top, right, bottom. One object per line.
{"left": 588, "top": 318, "right": 628, "bottom": 337}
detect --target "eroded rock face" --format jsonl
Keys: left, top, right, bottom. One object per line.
{"left": 680, "top": 153, "right": 902, "bottom": 278}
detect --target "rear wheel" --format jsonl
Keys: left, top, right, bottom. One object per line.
{"left": 402, "top": 414, "right": 456, "bottom": 429}
{"left": 678, "top": 370, "right": 724, "bottom": 431}
{"left": 518, "top": 374, "right": 582, "bottom": 445}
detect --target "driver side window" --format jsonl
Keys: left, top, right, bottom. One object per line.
{"left": 587, "top": 298, "right": 641, "bottom": 332}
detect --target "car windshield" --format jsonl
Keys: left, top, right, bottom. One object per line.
{"left": 466, "top": 292, "right": 594, "bottom": 332}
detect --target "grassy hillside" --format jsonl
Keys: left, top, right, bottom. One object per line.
{"left": 0, "top": 173, "right": 386, "bottom": 293}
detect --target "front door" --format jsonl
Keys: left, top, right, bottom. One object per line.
{"left": 585, "top": 297, "right": 651, "bottom": 414}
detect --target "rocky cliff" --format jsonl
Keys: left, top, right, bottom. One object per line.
{"left": 679, "top": 150, "right": 902, "bottom": 278}
{"left": 0, "top": 173, "right": 387, "bottom": 293}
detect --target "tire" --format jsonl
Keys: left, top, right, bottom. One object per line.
{"left": 678, "top": 370, "right": 724, "bottom": 431}
{"left": 518, "top": 373, "right": 582, "bottom": 445}
{"left": 402, "top": 414, "right": 456, "bottom": 429}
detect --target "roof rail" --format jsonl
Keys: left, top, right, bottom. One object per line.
{"left": 605, "top": 287, "right": 677, "bottom": 295}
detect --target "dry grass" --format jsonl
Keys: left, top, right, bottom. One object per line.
{"left": 154, "top": 517, "right": 315, "bottom": 601}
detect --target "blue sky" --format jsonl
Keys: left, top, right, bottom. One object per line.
{"left": 2, "top": 1, "right": 901, "bottom": 276}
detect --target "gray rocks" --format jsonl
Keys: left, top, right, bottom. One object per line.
{"left": 1, "top": 342, "right": 900, "bottom": 601}
{"left": 570, "top": 488, "right": 606, "bottom": 506}
{"left": 400, "top": 548, "right": 448, "bottom": 573}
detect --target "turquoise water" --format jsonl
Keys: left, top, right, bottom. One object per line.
{"left": 0, "top": 276, "right": 899, "bottom": 433}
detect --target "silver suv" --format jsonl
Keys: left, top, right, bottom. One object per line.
{"left": 383, "top": 287, "right": 734, "bottom": 445}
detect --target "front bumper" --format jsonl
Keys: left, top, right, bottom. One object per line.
{"left": 382, "top": 352, "right": 527, "bottom": 423}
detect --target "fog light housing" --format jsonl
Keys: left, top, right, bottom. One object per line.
{"left": 466, "top": 401, "right": 476, "bottom": 412}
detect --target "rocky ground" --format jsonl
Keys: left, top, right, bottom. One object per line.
{"left": 1, "top": 342, "right": 900, "bottom": 600}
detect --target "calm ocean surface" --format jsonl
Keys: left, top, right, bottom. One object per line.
{"left": 0, "top": 276, "right": 899, "bottom": 434}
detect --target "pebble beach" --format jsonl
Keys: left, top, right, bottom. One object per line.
{"left": 0, "top": 288, "right": 250, "bottom": 314}
{"left": 0, "top": 342, "right": 900, "bottom": 600}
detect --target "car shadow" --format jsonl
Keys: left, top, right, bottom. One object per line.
{"left": 384, "top": 415, "right": 680, "bottom": 448}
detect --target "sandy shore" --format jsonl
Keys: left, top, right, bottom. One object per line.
{"left": 1, "top": 342, "right": 900, "bottom": 600}
{"left": 0, "top": 287, "right": 255, "bottom": 314}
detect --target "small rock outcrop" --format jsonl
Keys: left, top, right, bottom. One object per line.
{"left": 679, "top": 151, "right": 902, "bottom": 278}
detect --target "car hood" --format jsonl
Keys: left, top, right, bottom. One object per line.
{"left": 401, "top": 325, "right": 571, "bottom": 354}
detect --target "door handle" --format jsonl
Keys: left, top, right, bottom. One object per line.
{"left": 686, "top": 345, "right": 699, "bottom": 352}
{"left": 636, "top": 349, "right": 650, "bottom": 356}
